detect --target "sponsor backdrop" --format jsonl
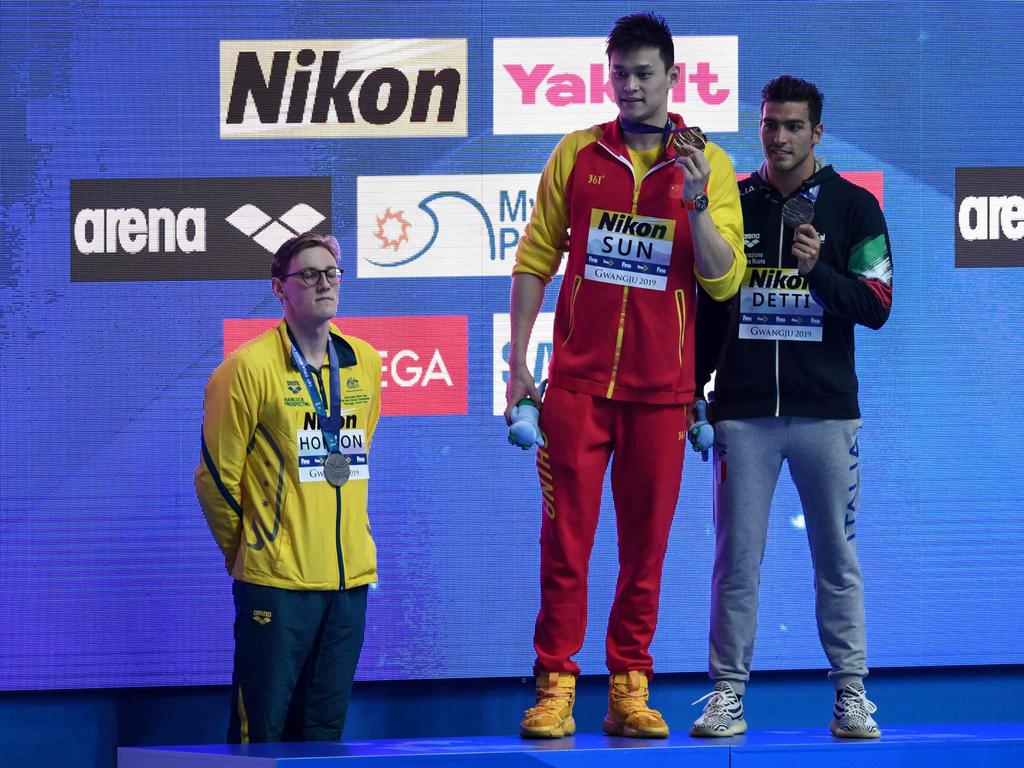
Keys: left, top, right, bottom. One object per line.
{"left": 1, "top": 1, "right": 1022, "bottom": 690}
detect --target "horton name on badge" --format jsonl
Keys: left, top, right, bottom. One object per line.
{"left": 297, "top": 429, "right": 370, "bottom": 482}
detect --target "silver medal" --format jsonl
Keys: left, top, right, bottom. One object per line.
{"left": 782, "top": 195, "right": 815, "bottom": 229}
{"left": 323, "top": 452, "right": 350, "bottom": 487}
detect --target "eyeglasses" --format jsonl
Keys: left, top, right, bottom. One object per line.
{"left": 279, "top": 267, "right": 343, "bottom": 286}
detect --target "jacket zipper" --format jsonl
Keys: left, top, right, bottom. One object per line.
{"left": 598, "top": 141, "right": 671, "bottom": 398}
{"left": 775, "top": 213, "right": 784, "bottom": 416}
{"left": 313, "top": 365, "right": 346, "bottom": 589}
{"left": 336, "top": 486, "right": 344, "bottom": 588}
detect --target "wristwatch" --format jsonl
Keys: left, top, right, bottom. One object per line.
{"left": 682, "top": 193, "right": 709, "bottom": 212}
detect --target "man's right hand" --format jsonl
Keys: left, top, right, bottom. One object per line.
{"left": 504, "top": 361, "right": 542, "bottom": 424}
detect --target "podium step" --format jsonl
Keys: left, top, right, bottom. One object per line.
{"left": 118, "top": 723, "right": 1024, "bottom": 768}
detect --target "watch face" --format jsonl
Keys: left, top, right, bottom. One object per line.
{"left": 684, "top": 193, "right": 709, "bottom": 211}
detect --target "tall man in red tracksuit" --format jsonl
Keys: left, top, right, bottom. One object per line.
{"left": 506, "top": 12, "right": 745, "bottom": 739}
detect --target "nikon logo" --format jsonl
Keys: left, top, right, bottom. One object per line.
{"left": 220, "top": 39, "right": 468, "bottom": 138}
{"left": 955, "top": 167, "right": 1024, "bottom": 268}
{"left": 596, "top": 211, "right": 669, "bottom": 239}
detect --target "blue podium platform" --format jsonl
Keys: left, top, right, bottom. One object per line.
{"left": 118, "top": 723, "right": 1024, "bottom": 768}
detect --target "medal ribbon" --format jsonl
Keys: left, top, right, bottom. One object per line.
{"left": 619, "top": 117, "right": 690, "bottom": 142}
{"left": 288, "top": 328, "right": 342, "bottom": 455}
{"left": 796, "top": 184, "right": 821, "bottom": 206}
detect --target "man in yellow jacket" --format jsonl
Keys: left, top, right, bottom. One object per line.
{"left": 196, "top": 231, "right": 382, "bottom": 743}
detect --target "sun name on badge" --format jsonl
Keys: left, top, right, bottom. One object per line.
{"left": 739, "top": 267, "right": 824, "bottom": 342}
{"left": 584, "top": 208, "right": 675, "bottom": 291}
{"left": 297, "top": 429, "right": 370, "bottom": 483}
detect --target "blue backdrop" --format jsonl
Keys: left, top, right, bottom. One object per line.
{"left": 1, "top": 0, "right": 1022, "bottom": 691}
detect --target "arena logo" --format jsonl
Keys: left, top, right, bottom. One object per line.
{"left": 493, "top": 36, "right": 738, "bottom": 135}
{"left": 357, "top": 173, "right": 565, "bottom": 278}
{"left": 74, "top": 207, "right": 206, "bottom": 255}
{"left": 955, "top": 167, "right": 1024, "bottom": 268}
{"left": 223, "top": 316, "right": 468, "bottom": 416}
{"left": 491, "top": 313, "right": 555, "bottom": 416}
{"left": 220, "top": 39, "right": 467, "bottom": 138}
{"left": 70, "top": 177, "right": 331, "bottom": 282}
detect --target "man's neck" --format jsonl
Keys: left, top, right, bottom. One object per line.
{"left": 620, "top": 113, "right": 669, "bottom": 151}
{"left": 623, "top": 130, "right": 664, "bottom": 152}
{"left": 287, "top": 317, "right": 331, "bottom": 367}
{"left": 766, "top": 155, "right": 816, "bottom": 197}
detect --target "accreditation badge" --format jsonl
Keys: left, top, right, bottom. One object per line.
{"left": 584, "top": 208, "right": 675, "bottom": 291}
{"left": 738, "top": 267, "right": 823, "bottom": 342}
{"left": 297, "top": 429, "right": 370, "bottom": 483}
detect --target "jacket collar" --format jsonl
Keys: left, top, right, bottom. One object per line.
{"left": 277, "top": 319, "right": 357, "bottom": 369}
{"left": 600, "top": 112, "right": 688, "bottom": 160}
{"left": 751, "top": 157, "right": 838, "bottom": 200}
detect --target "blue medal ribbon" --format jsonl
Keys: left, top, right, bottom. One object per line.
{"left": 619, "top": 117, "right": 690, "bottom": 143}
{"left": 287, "top": 328, "right": 342, "bottom": 457}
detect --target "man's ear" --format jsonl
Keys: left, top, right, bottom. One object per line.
{"left": 667, "top": 63, "right": 680, "bottom": 89}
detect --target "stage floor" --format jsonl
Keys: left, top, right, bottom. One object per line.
{"left": 118, "top": 722, "right": 1024, "bottom": 767}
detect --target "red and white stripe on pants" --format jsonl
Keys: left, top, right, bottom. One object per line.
{"left": 533, "top": 385, "right": 688, "bottom": 677}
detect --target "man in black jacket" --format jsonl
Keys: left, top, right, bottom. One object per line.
{"left": 690, "top": 76, "right": 892, "bottom": 739}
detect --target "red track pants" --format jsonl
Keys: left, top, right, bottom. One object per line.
{"left": 532, "top": 385, "right": 688, "bottom": 677}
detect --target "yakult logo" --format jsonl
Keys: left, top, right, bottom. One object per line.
{"left": 493, "top": 37, "right": 738, "bottom": 135}
{"left": 223, "top": 316, "right": 468, "bottom": 416}
{"left": 955, "top": 167, "right": 1024, "bottom": 268}
{"left": 221, "top": 39, "right": 467, "bottom": 138}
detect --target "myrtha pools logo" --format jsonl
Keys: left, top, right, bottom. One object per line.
{"left": 356, "top": 174, "right": 566, "bottom": 278}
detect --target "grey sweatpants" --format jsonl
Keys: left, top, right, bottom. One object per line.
{"left": 709, "top": 417, "right": 867, "bottom": 694}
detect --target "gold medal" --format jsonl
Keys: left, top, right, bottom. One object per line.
{"left": 671, "top": 126, "right": 707, "bottom": 153}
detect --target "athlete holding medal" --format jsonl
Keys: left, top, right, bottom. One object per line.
{"left": 197, "top": 231, "right": 382, "bottom": 743}
{"left": 507, "top": 12, "right": 745, "bottom": 739}
{"left": 691, "top": 76, "right": 893, "bottom": 740}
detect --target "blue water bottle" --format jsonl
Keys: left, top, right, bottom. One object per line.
{"left": 687, "top": 400, "right": 714, "bottom": 461}
{"left": 508, "top": 398, "right": 545, "bottom": 450}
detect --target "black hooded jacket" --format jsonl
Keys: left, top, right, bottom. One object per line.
{"left": 695, "top": 162, "right": 893, "bottom": 420}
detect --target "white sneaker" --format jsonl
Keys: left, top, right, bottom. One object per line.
{"left": 830, "top": 682, "right": 881, "bottom": 738}
{"left": 690, "top": 681, "right": 747, "bottom": 737}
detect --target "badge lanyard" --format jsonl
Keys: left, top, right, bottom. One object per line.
{"left": 287, "top": 329, "right": 341, "bottom": 455}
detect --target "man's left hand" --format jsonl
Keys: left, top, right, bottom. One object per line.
{"left": 792, "top": 223, "right": 820, "bottom": 275}
{"left": 674, "top": 144, "right": 711, "bottom": 201}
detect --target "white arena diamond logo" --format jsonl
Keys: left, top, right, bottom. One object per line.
{"left": 226, "top": 203, "right": 327, "bottom": 253}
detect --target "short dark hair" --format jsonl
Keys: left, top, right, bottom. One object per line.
{"left": 271, "top": 231, "right": 340, "bottom": 278}
{"left": 606, "top": 12, "right": 674, "bottom": 72}
{"left": 761, "top": 75, "right": 824, "bottom": 126}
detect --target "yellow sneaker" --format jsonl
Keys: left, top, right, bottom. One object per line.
{"left": 603, "top": 671, "right": 670, "bottom": 738}
{"left": 520, "top": 671, "right": 577, "bottom": 738}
